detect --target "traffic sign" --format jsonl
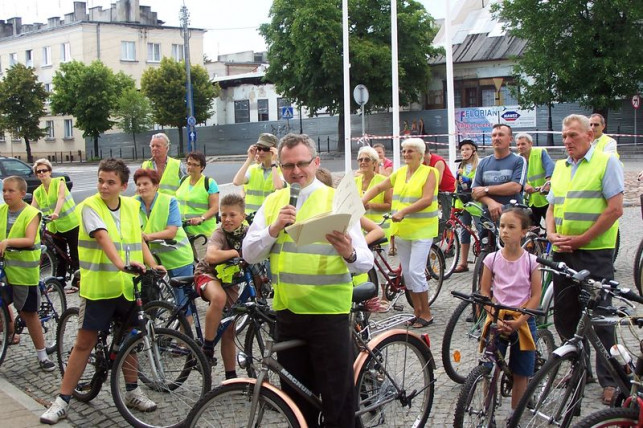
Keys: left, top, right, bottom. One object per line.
{"left": 189, "top": 130, "right": 197, "bottom": 143}
{"left": 353, "top": 84, "right": 369, "bottom": 106}
{"left": 280, "top": 106, "right": 294, "bottom": 119}
{"left": 632, "top": 94, "right": 640, "bottom": 110}
{"left": 187, "top": 116, "right": 196, "bottom": 126}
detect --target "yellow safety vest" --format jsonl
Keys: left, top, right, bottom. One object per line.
{"left": 77, "top": 195, "right": 143, "bottom": 301}
{"left": 550, "top": 150, "right": 618, "bottom": 251}
{"left": 390, "top": 165, "right": 439, "bottom": 240}
{"left": 455, "top": 163, "right": 476, "bottom": 211}
{"left": 594, "top": 134, "right": 620, "bottom": 159}
{"left": 264, "top": 186, "right": 353, "bottom": 314}
{"left": 526, "top": 148, "right": 549, "bottom": 208}
{"left": 176, "top": 175, "right": 217, "bottom": 236}
{"left": 245, "top": 164, "right": 282, "bottom": 214}
{"left": 0, "top": 204, "right": 40, "bottom": 286}
{"left": 140, "top": 193, "right": 193, "bottom": 270}
{"left": 355, "top": 173, "right": 390, "bottom": 239}
{"left": 142, "top": 156, "right": 182, "bottom": 195}
{"left": 33, "top": 177, "right": 79, "bottom": 233}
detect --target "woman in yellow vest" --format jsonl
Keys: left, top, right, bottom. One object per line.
{"left": 31, "top": 159, "right": 79, "bottom": 286}
{"left": 176, "top": 151, "right": 219, "bottom": 238}
{"left": 362, "top": 138, "right": 439, "bottom": 328}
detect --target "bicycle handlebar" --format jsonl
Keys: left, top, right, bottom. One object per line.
{"left": 451, "top": 290, "right": 546, "bottom": 318}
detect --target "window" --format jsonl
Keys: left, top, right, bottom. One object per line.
{"left": 25, "top": 50, "right": 33, "bottom": 67}
{"left": 8, "top": 53, "right": 17, "bottom": 66}
{"left": 1, "top": 159, "right": 32, "bottom": 176}
{"left": 44, "top": 83, "right": 52, "bottom": 104}
{"left": 63, "top": 119, "right": 73, "bottom": 139}
{"left": 121, "top": 41, "right": 136, "bottom": 61}
{"left": 147, "top": 43, "right": 161, "bottom": 62}
{"left": 60, "top": 42, "right": 71, "bottom": 63}
{"left": 277, "top": 98, "right": 291, "bottom": 119}
{"left": 481, "top": 88, "right": 496, "bottom": 107}
{"left": 234, "top": 100, "right": 250, "bottom": 123}
{"left": 171, "top": 44, "right": 184, "bottom": 61}
{"left": 257, "top": 99, "right": 269, "bottom": 121}
{"left": 45, "top": 120, "right": 54, "bottom": 139}
{"left": 500, "top": 86, "right": 519, "bottom": 106}
{"left": 42, "top": 46, "right": 52, "bottom": 66}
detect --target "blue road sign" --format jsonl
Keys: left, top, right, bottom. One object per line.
{"left": 187, "top": 116, "right": 196, "bottom": 126}
{"left": 281, "top": 106, "right": 294, "bottom": 120}
{"left": 189, "top": 130, "right": 197, "bottom": 143}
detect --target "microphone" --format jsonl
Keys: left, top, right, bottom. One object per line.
{"left": 286, "top": 183, "right": 301, "bottom": 228}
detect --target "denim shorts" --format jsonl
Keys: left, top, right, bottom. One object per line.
{"left": 495, "top": 316, "right": 537, "bottom": 377}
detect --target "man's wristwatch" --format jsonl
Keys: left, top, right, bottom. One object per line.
{"left": 343, "top": 249, "right": 357, "bottom": 263}
{"left": 200, "top": 216, "right": 206, "bottom": 222}
{"left": 484, "top": 187, "right": 490, "bottom": 194}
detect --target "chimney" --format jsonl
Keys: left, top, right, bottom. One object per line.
{"left": 48, "top": 17, "right": 60, "bottom": 28}
{"left": 7, "top": 17, "right": 22, "bottom": 35}
{"left": 74, "top": 2, "right": 88, "bottom": 21}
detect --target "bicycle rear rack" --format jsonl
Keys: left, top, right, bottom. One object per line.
{"left": 366, "top": 313, "right": 415, "bottom": 337}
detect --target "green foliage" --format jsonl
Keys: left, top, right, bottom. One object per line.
{"left": 50, "top": 60, "right": 135, "bottom": 155}
{"left": 115, "top": 88, "right": 153, "bottom": 143}
{"left": 0, "top": 64, "right": 47, "bottom": 162}
{"left": 494, "top": 0, "right": 643, "bottom": 115}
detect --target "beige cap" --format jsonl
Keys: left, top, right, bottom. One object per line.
{"left": 256, "top": 133, "right": 278, "bottom": 148}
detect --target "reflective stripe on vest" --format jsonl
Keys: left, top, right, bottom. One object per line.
{"left": 143, "top": 157, "right": 182, "bottom": 195}
{"left": 264, "top": 186, "right": 353, "bottom": 314}
{"left": 550, "top": 151, "right": 618, "bottom": 250}
{"left": 526, "top": 148, "right": 549, "bottom": 208}
{"left": 77, "top": 195, "right": 143, "bottom": 300}
{"left": 0, "top": 204, "right": 41, "bottom": 285}
{"left": 355, "top": 173, "right": 390, "bottom": 238}
{"left": 176, "top": 175, "right": 217, "bottom": 236}
{"left": 390, "top": 165, "right": 439, "bottom": 240}
{"left": 34, "top": 177, "right": 79, "bottom": 233}
{"left": 245, "top": 164, "right": 281, "bottom": 213}
{"left": 140, "top": 193, "right": 193, "bottom": 270}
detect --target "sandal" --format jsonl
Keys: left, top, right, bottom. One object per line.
{"left": 412, "top": 317, "right": 434, "bottom": 329}
{"left": 404, "top": 317, "right": 418, "bottom": 327}
{"left": 453, "top": 265, "right": 469, "bottom": 273}
{"left": 10, "top": 334, "right": 20, "bottom": 345}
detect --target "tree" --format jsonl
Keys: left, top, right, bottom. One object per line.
{"left": 115, "top": 88, "right": 153, "bottom": 155}
{"left": 260, "top": 0, "right": 441, "bottom": 149}
{"left": 0, "top": 64, "right": 48, "bottom": 163}
{"left": 50, "top": 60, "right": 135, "bottom": 156}
{"left": 494, "top": 0, "right": 643, "bottom": 122}
{"left": 141, "top": 58, "right": 219, "bottom": 155}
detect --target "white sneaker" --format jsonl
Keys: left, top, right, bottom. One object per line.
{"left": 125, "top": 387, "right": 157, "bottom": 412}
{"left": 40, "top": 396, "right": 69, "bottom": 425}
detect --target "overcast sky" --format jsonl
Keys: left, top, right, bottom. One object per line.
{"left": 0, "top": 0, "right": 447, "bottom": 58}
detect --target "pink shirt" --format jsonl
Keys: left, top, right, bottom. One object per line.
{"left": 483, "top": 250, "right": 538, "bottom": 308}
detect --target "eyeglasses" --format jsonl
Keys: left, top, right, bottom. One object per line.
{"left": 357, "top": 158, "right": 372, "bottom": 163}
{"left": 186, "top": 162, "right": 202, "bottom": 167}
{"left": 280, "top": 158, "right": 314, "bottom": 171}
{"left": 36, "top": 169, "right": 50, "bottom": 174}
{"left": 256, "top": 146, "right": 271, "bottom": 152}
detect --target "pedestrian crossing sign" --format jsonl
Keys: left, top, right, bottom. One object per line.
{"left": 281, "top": 106, "right": 294, "bottom": 120}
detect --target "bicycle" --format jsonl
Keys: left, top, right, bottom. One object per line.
{"left": 56, "top": 264, "right": 211, "bottom": 428}
{"left": 186, "top": 281, "right": 436, "bottom": 427}
{"left": 182, "top": 220, "right": 209, "bottom": 264}
{"left": 0, "top": 248, "right": 67, "bottom": 364}
{"left": 451, "top": 291, "right": 546, "bottom": 427}
{"left": 633, "top": 198, "right": 643, "bottom": 295}
{"left": 507, "top": 257, "right": 643, "bottom": 428}
{"left": 39, "top": 215, "right": 79, "bottom": 286}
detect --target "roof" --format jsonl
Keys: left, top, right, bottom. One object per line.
{"left": 429, "top": 33, "right": 527, "bottom": 65}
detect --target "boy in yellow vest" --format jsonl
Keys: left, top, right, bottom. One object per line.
{"left": 41, "top": 159, "right": 164, "bottom": 425}
{"left": 0, "top": 176, "right": 54, "bottom": 371}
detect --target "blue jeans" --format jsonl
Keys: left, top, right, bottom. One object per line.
{"left": 168, "top": 264, "right": 195, "bottom": 316}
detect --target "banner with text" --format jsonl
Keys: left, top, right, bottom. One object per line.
{"left": 455, "top": 106, "right": 537, "bottom": 145}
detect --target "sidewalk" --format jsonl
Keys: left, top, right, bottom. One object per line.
{"left": 0, "top": 374, "right": 71, "bottom": 428}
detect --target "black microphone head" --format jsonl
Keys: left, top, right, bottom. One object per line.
{"left": 289, "top": 183, "right": 301, "bottom": 206}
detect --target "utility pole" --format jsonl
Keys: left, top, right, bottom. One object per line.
{"left": 180, "top": 4, "right": 196, "bottom": 154}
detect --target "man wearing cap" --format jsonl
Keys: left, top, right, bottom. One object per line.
{"left": 515, "top": 132, "right": 554, "bottom": 227}
{"left": 233, "top": 133, "right": 285, "bottom": 214}
{"left": 141, "top": 133, "right": 186, "bottom": 196}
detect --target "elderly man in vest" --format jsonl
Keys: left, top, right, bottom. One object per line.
{"left": 243, "top": 133, "right": 373, "bottom": 427}
{"left": 515, "top": 132, "right": 554, "bottom": 227}
{"left": 141, "top": 133, "right": 186, "bottom": 195}
{"left": 546, "top": 114, "right": 624, "bottom": 405}
{"left": 589, "top": 113, "right": 619, "bottom": 158}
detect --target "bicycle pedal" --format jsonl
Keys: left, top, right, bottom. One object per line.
{"left": 392, "top": 304, "right": 404, "bottom": 311}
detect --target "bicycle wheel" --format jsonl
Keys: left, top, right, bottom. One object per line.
{"left": 56, "top": 307, "right": 106, "bottom": 402}
{"left": 143, "top": 300, "right": 192, "bottom": 339}
{"left": 508, "top": 353, "right": 584, "bottom": 428}
{"left": 612, "top": 228, "right": 620, "bottom": 263}
{"left": 355, "top": 331, "right": 434, "bottom": 427}
{"left": 453, "top": 364, "right": 495, "bottom": 427}
{"left": 111, "top": 327, "right": 211, "bottom": 428}
{"left": 0, "top": 303, "right": 11, "bottom": 367}
{"left": 574, "top": 407, "right": 639, "bottom": 428}
{"left": 425, "top": 244, "right": 445, "bottom": 306}
{"left": 437, "top": 224, "right": 461, "bottom": 280}
{"left": 534, "top": 328, "right": 555, "bottom": 373}
{"left": 41, "top": 277, "right": 67, "bottom": 354}
{"left": 471, "top": 251, "right": 489, "bottom": 293}
{"left": 242, "top": 318, "right": 276, "bottom": 379}
{"left": 186, "top": 381, "right": 302, "bottom": 427}
{"left": 441, "top": 299, "right": 484, "bottom": 384}
{"left": 39, "top": 248, "right": 55, "bottom": 280}
{"left": 633, "top": 238, "right": 643, "bottom": 295}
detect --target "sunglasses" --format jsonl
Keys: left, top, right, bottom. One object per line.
{"left": 280, "top": 158, "right": 314, "bottom": 171}
{"left": 357, "top": 158, "right": 372, "bottom": 163}
{"left": 256, "top": 146, "right": 272, "bottom": 152}
{"left": 36, "top": 169, "right": 50, "bottom": 174}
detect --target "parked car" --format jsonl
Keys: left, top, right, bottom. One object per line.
{"left": 0, "top": 156, "right": 73, "bottom": 198}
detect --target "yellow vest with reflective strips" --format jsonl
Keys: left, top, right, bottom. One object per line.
{"left": 0, "top": 204, "right": 40, "bottom": 286}
{"left": 245, "top": 164, "right": 281, "bottom": 214}
{"left": 391, "top": 165, "right": 439, "bottom": 240}
{"left": 34, "top": 177, "right": 79, "bottom": 233}
{"left": 594, "top": 134, "right": 619, "bottom": 159}
{"left": 264, "top": 186, "right": 353, "bottom": 314}
{"left": 77, "top": 195, "right": 143, "bottom": 301}
{"left": 176, "top": 175, "right": 217, "bottom": 236}
{"left": 550, "top": 150, "right": 618, "bottom": 250}
{"left": 455, "top": 164, "right": 476, "bottom": 211}
{"left": 355, "top": 173, "right": 390, "bottom": 239}
{"left": 142, "top": 156, "right": 182, "bottom": 195}
{"left": 140, "top": 193, "right": 193, "bottom": 270}
{"left": 526, "top": 148, "right": 549, "bottom": 208}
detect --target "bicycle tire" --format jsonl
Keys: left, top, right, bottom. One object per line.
{"left": 441, "top": 299, "right": 484, "bottom": 384}
{"left": 453, "top": 364, "right": 495, "bottom": 427}
{"left": 534, "top": 328, "right": 555, "bottom": 373}
{"left": 42, "top": 277, "right": 67, "bottom": 354}
{"left": 471, "top": 250, "right": 489, "bottom": 294}
{"left": 186, "top": 381, "right": 302, "bottom": 427}
{"left": 142, "top": 300, "right": 192, "bottom": 339}
{"left": 242, "top": 319, "right": 276, "bottom": 379}
{"left": 111, "top": 327, "right": 211, "bottom": 428}
{"left": 39, "top": 248, "right": 56, "bottom": 280}
{"left": 573, "top": 406, "right": 639, "bottom": 428}
{"left": 354, "top": 331, "right": 435, "bottom": 427}
{"left": 56, "top": 307, "right": 106, "bottom": 402}
{"left": 0, "top": 303, "right": 10, "bottom": 367}
{"left": 425, "top": 244, "right": 445, "bottom": 306}
{"left": 438, "top": 224, "right": 461, "bottom": 280}
{"left": 508, "top": 352, "right": 584, "bottom": 428}
{"left": 633, "top": 238, "right": 643, "bottom": 296}
{"left": 612, "top": 228, "right": 620, "bottom": 263}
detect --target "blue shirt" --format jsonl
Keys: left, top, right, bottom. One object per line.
{"left": 539, "top": 149, "right": 555, "bottom": 178}
{"left": 473, "top": 152, "right": 526, "bottom": 205}
{"left": 136, "top": 194, "right": 182, "bottom": 227}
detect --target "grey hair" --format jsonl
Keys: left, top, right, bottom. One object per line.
{"left": 357, "top": 146, "right": 379, "bottom": 162}
{"left": 32, "top": 158, "right": 53, "bottom": 173}
{"left": 151, "top": 133, "right": 170, "bottom": 147}
{"left": 401, "top": 138, "right": 426, "bottom": 155}
{"left": 278, "top": 133, "right": 317, "bottom": 159}
{"left": 563, "top": 114, "right": 591, "bottom": 132}
{"left": 515, "top": 133, "right": 533, "bottom": 143}
{"left": 590, "top": 113, "right": 606, "bottom": 126}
